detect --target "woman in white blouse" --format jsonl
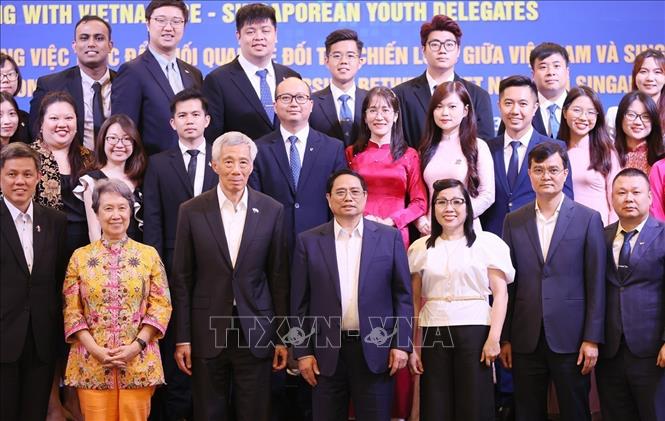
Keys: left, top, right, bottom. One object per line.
{"left": 408, "top": 178, "right": 514, "bottom": 421}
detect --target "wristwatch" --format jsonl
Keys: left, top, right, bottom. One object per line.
{"left": 135, "top": 337, "right": 147, "bottom": 350}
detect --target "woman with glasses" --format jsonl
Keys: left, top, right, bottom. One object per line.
{"left": 559, "top": 86, "right": 621, "bottom": 225}
{"left": 408, "top": 178, "right": 513, "bottom": 421}
{"left": 416, "top": 81, "right": 495, "bottom": 234}
{"left": 614, "top": 91, "right": 664, "bottom": 176}
{"left": 0, "top": 53, "right": 30, "bottom": 142}
{"left": 75, "top": 114, "right": 147, "bottom": 242}
{"left": 346, "top": 86, "right": 428, "bottom": 247}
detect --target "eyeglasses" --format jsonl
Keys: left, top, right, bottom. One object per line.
{"left": 0, "top": 71, "right": 18, "bottom": 82}
{"left": 105, "top": 135, "right": 133, "bottom": 146}
{"left": 332, "top": 188, "right": 365, "bottom": 200}
{"left": 568, "top": 107, "right": 598, "bottom": 119}
{"left": 434, "top": 198, "right": 466, "bottom": 208}
{"left": 530, "top": 167, "right": 564, "bottom": 177}
{"left": 151, "top": 16, "right": 185, "bottom": 28}
{"left": 426, "top": 39, "right": 458, "bottom": 52}
{"left": 328, "top": 52, "right": 359, "bottom": 62}
{"left": 366, "top": 108, "right": 395, "bottom": 117}
{"left": 624, "top": 111, "right": 652, "bottom": 124}
{"left": 276, "top": 94, "right": 310, "bottom": 105}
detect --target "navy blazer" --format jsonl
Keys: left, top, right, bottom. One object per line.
{"left": 29, "top": 65, "right": 117, "bottom": 139}
{"left": 111, "top": 51, "right": 203, "bottom": 155}
{"left": 203, "top": 57, "right": 301, "bottom": 142}
{"left": 142, "top": 143, "right": 217, "bottom": 272}
{"left": 393, "top": 72, "right": 495, "bottom": 147}
{"left": 309, "top": 85, "right": 368, "bottom": 146}
{"left": 480, "top": 130, "right": 574, "bottom": 236}
{"left": 502, "top": 196, "right": 606, "bottom": 354}
{"left": 602, "top": 217, "right": 665, "bottom": 358}
{"left": 249, "top": 128, "right": 347, "bottom": 251}
{"left": 291, "top": 219, "right": 413, "bottom": 376}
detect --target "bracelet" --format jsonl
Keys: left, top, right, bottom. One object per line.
{"left": 135, "top": 337, "right": 147, "bottom": 350}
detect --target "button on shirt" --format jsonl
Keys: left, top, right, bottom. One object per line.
{"left": 149, "top": 46, "right": 184, "bottom": 94}
{"left": 425, "top": 70, "right": 454, "bottom": 95}
{"left": 538, "top": 92, "right": 566, "bottom": 137}
{"left": 238, "top": 53, "right": 276, "bottom": 104}
{"left": 280, "top": 125, "right": 309, "bottom": 164}
{"left": 217, "top": 185, "right": 248, "bottom": 268}
{"left": 80, "top": 68, "right": 111, "bottom": 150}
{"left": 179, "top": 141, "right": 207, "bottom": 196}
{"left": 503, "top": 127, "right": 533, "bottom": 174}
{"left": 330, "top": 83, "right": 355, "bottom": 122}
{"left": 4, "top": 198, "right": 34, "bottom": 273}
{"left": 334, "top": 218, "right": 363, "bottom": 331}
{"left": 535, "top": 194, "right": 565, "bottom": 261}
{"left": 612, "top": 218, "right": 648, "bottom": 267}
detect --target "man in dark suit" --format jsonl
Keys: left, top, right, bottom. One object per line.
{"left": 30, "top": 15, "right": 115, "bottom": 149}
{"left": 0, "top": 143, "right": 67, "bottom": 421}
{"left": 309, "top": 29, "right": 368, "bottom": 146}
{"left": 291, "top": 169, "right": 413, "bottom": 421}
{"left": 499, "top": 142, "right": 606, "bottom": 421}
{"left": 481, "top": 76, "right": 574, "bottom": 236}
{"left": 143, "top": 88, "right": 217, "bottom": 421}
{"left": 250, "top": 77, "right": 347, "bottom": 252}
{"left": 597, "top": 168, "right": 665, "bottom": 421}
{"left": 393, "top": 14, "right": 494, "bottom": 147}
{"left": 112, "top": 0, "right": 202, "bottom": 155}
{"left": 172, "top": 132, "right": 289, "bottom": 421}
{"left": 203, "top": 3, "right": 300, "bottom": 142}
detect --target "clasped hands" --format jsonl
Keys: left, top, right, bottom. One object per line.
{"left": 90, "top": 341, "right": 143, "bottom": 369}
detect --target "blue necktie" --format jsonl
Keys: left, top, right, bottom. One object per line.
{"left": 256, "top": 69, "right": 275, "bottom": 123}
{"left": 288, "top": 136, "right": 301, "bottom": 187}
{"left": 618, "top": 230, "right": 637, "bottom": 280}
{"left": 506, "top": 141, "right": 520, "bottom": 192}
{"left": 339, "top": 94, "right": 353, "bottom": 145}
{"left": 548, "top": 103, "right": 559, "bottom": 138}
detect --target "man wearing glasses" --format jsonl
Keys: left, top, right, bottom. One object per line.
{"left": 112, "top": 0, "right": 202, "bottom": 155}
{"left": 394, "top": 14, "right": 495, "bottom": 147}
{"left": 309, "top": 29, "right": 368, "bottom": 147}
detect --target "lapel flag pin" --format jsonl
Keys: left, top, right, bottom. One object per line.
{"left": 309, "top": 147, "right": 314, "bottom": 151}
{"left": 36, "top": 225, "right": 41, "bottom": 233}
{"left": 252, "top": 208, "right": 259, "bottom": 214}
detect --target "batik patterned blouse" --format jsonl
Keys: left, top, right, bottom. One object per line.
{"left": 63, "top": 237, "right": 171, "bottom": 389}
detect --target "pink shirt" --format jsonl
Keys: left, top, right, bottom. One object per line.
{"left": 649, "top": 158, "right": 665, "bottom": 221}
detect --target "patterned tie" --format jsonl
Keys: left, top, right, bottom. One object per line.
{"left": 618, "top": 230, "right": 637, "bottom": 280}
{"left": 506, "top": 141, "right": 521, "bottom": 192}
{"left": 186, "top": 150, "right": 199, "bottom": 190}
{"left": 288, "top": 136, "right": 301, "bottom": 187}
{"left": 548, "top": 103, "right": 559, "bottom": 138}
{"left": 92, "top": 81, "right": 104, "bottom": 140}
{"left": 339, "top": 94, "right": 353, "bottom": 145}
{"left": 166, "top": 62, "right": 184, "bottom": 94}
{"left": 256, "top": 69, "right": 275, "bottom": 123}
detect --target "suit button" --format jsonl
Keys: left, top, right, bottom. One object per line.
{"left": 294, "top": 203, "right": 300, "bottom": 209}
{"left": 508, "top": 202, "right": 513, "bottom": 208}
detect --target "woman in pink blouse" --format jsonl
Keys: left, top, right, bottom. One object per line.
{"left": 559, "top": 86, "right": 621, "bottom": 225}
{"left": 614, "top": 91, "right": 664, "bottom": 176}
{"left": 650, "top": 158, "right": 665, "bottom": 221}
{"left": 346, "top": 86, "right": 428, "bottom": 248}
{"left": 417, "top": 81, "right": 494, "bottom": 234}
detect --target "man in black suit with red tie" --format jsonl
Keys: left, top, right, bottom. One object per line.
{"left": 0, "top": 143, "right": 67, "bottom": 421}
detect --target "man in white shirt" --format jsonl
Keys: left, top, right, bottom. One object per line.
{"left": 291, "top": 168, "right": 413, "bottom": 421}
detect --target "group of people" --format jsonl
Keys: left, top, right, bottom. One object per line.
{"left": 1, "top": 1, "right": 664, "bottom": 421}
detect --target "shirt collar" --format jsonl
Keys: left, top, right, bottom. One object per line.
{"left": 504, "top": 126, "right": 534, "bottom": 149}
{"left": 4, "top": 197, "right": 33, "bottom": 221}
{"left": 333, "top": 217, "right": 364, "bottom": 239}
{"left": 217, "top": 184, "right": 248, "bottom": 212}
{"left": 149, "top": 46, "right": 178, "bottom": 69}
{"left": 330, "top": 82, "right": 356, "bottom": 102}
{"left": 79, "top": 67, "right": 111, "bottom": 86}
{"left": 538, "top": 91, "right": 567, "bottom": 110}
{"left": 617, "top": 216, "right": 649, "bottom": 237}
{"left": 425, "top": 70, "right": 455, "bottom": 92}
{"left": 534, "top": 194, "right": 565, "bottom": 218}
{"left": 178, "top": 139, "right": 206, "bottom": 156}
{"left": 280, "top": 125, "right": 310, "bottom": 146}
{"left": 238, "top": 53, "right": 275, "bottom": 79}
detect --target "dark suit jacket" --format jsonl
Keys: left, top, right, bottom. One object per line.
{"left": 172, "top": 187, "right": 288, "bottom": 359}
{"left": 502, "top": 196, "right": 606, "bottom": 354}
{"left": 480, "top": 131, "right": 574, "bottom": 236}
{"left": 309, "top": 85, "right": 368, "bottom": 146}
{"left": 0, "top": 200, "right": 66, "bottom": 363}
{"left": 203, "top": 57, "right": 301, "bottom": 142}
{"left": 249, "top": 128, "right": 347, "bottom": 251}
{"left": 393, "top": 72, "right": 494, "bottom": 147}
{"left": 602, "top": 217, "right": 665, "bottom": 358}
{"left": 291, "top": 219, "right": 413, "bottom": 376}
{"left": 142, "top": 143, "right": 217, "bottom": 272}
{"left": 10, "top": 109, "right": 30, "bottom": 143}
{"left": 29, "top": 65, "right": 117, "bottom": 139}
{"left": 111, "top": 51, "right": 203, "bottom": 155}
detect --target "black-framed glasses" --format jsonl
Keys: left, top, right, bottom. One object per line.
{"left": 0, "top": 71, "right": 18, "bottom": 82}
{"left": 426, "top": 39, "right": 458, "bottom": 52}
{"left": 624, "top": 111, "right": 652, "bottom": 124}
{"left": 530, "top": 167, "right": 564, "bottom": 177}
{"left": 276, "top": 94, "right": 310, "bottom": 105}
{"left": 434, "top": 198, "right": 465, "bottom": 208}
{"left": 105, "top": 135, "right": 133, "bottom": 146}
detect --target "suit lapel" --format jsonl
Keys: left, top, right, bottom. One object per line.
{"left": 228, "top": 58, "right": 273, "bottom": 126}
{"left": 604, "top": 223, "right": 620, "bottom": 285}
{"left": 177, "top": 59, "right": 195, "bottom": 89}
{"left": 142, "top": 52, "right": 175, "bottom": 99}
{"left": 234, "top": 189, "right": 260, "bottom": 270}
{"left": 202, "top": 143, "right": 217, "bottom": 191}
{"left": 31, "top": 204, "right": 46, "bottom": 274}
{"left": 0, "top": 201, "right": 30, "bottom": 276}
{"left": 353, "top": 88, "right": 367, "bottom": 139}
{"left": 533, "top": 109, "right": 547, "bottom": 136}
{"left": 268, "top": 134, "right": 296, "bottom": 194}
{"left": 169, "top": 149, "right": 194, "bottom": 197}
{"left": 68, "top": 67, "right": 85, "bottom": 135}
{"left": 524, "top": 205, "right": 545, "bottom": 266}
{"left": 545, "top": 197, "right": 574, "bottom": 263}
{"left": 298, "top": 131, "right": 322, "bottom": 193}
{"left": 491, "top": 138, "right": 511, "bottom": 195}
{"left": 514, "top": 131, "right": 540, "bottom": 192}
{"left": 317, "top": 87, "right": 341, "bottom": 137}
{"left": 318, "top": 223, "right": 342, "bottom": 304}
{"left": 626, "top": 217, "right": 662, "bottom": 280}
{"left": 358, "top": 220, "right": 378, "bottom": 296}
{"left": 204, "top": 189, "right": 232, "bottom": 268}
{"left": 412, "top": 73, "right": 432, "bottom": 115}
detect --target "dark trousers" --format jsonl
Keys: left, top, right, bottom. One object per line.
{"left": 312, "top": 338, "right": 394, "bottom": 421}
{"left": 0, "top": 319, "right": 54, "bottom": 421}
{"left": 596, "top": 340, "right": 665, "bottom": 421}
{"left": 512, "top": 330, "right": 590, "bottom": 421}
{"left": 420, "top": 325, "right": 494, "bottom": 421}
{"left": 192, "top": 328, "right": 272, "bottom": 421}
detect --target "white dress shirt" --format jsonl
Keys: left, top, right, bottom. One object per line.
{"left": 330, "top": 82, "right": 356, "bottom": 121}
{"left": 217, "top": 185, "right": 248, "bottom": 268}
{"left": 4, "top": 198, "right": 34, "bottom": 273}
{"left": 334, "top": 218, "right": 363, "bottom": 331}
{"left": 535, "top": 194, "right": 565, "bottom": 261}
{"left": 426, "top": 70, "right": 455, "bottom": 94}
{"left": 238, "top": 53, "right": 276, "bottom": 103}
{"left": 612, "top": 217, "right": 648, "bottom": 267}
{"left": 179, "top": 140, "right": 207, "bottom": 196}
{"left": 80, "top": 68, "right": 111, "bottom": 150}
{"left": 149, "top": 46, "right": 184, "bottom": 94}
{"left": 538, "top": 92, "right": 567, "bottom": 136}
{"left": 503, "top": 126, "right": 534, "bottom": 174}
{"left": 280, "top": 125, "right": 309, "bottom": 164}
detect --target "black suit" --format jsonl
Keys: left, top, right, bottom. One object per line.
{"left": 203, "top": 57, "right": 301, "bottom": 141}
{"left": 393, "top": 72, "right": 495, "bottom": 147}
{"left": 172, "top": 187, "right": 289, "bottom": 421}
{"left": 0, "top": 200, "right": 66, "bottom": 421}
{"left": 10, "top": 109, "right": 30, "bottom": 143}
{"left": 309, "top": 85, "right": 368, "bottom": 146}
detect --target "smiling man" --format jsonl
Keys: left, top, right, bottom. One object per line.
{"left": 29, "top": 15, "right": 115, "bottom": 149}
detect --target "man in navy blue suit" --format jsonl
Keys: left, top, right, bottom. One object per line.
{"left": 203, "top": 3, "right": 300, "bottom": 142}
{"left": 112, "top": 0, "right": 202, "bottom": 155}
{"left": 597, "top": 168, "right": 665, "bottom": 421}
{"left": 499, "top": 142, "right": 606, "bottom": 421}
{"left": 309, "top": 29, "right": 368, "bottom": 147}
{"left": 291, "top": 169, "right": 413, "bottom": 421}
{"left": 250, "top": 77, "right": 347, "bottom": 252}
